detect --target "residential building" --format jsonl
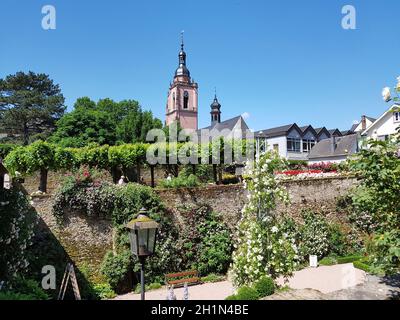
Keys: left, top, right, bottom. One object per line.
{"left": 255, "top": 123, "right": 342, "bottom": 161}
{"left": 308, "top": 134, "right": 359, "bottom": 164}
{"left": 361, "top": 105, "right": 400, "bottom": 142}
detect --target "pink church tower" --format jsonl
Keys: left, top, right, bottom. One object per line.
{"left": 165, "top": 33, "right": 198, "bottom": 131}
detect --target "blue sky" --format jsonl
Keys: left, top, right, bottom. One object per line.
{"left": 1, "top": 0, "right": 399, "bottom": 131}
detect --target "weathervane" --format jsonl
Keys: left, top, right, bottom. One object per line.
{"left": 181, "top": 30, "right": 184, "bottom": 49}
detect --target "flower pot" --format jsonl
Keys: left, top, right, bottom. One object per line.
{"left": 309, "top": 255, "right": 318, "bottom": 268}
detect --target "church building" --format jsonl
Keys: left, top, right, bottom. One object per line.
{"left": 165, "top": 35, "right": 250, "bottom": 137}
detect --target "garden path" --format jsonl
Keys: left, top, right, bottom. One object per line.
{"left": 113, "top": 264, "right": 368, "bottom": 300}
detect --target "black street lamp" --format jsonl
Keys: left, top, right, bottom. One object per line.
{"left": 126, "top": 208, "right": 160, "bottom": 300}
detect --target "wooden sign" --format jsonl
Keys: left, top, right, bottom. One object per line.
{"left": 58, "top": 263, "right": 81, "bottom": 300}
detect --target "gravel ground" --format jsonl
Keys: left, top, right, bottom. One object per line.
{"left": 113, "top": 264, "right": 374, "bottom": 300}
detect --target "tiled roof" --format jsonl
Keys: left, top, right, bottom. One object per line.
{"left": 308, "top": 134, "right": 358, "bottom": 159}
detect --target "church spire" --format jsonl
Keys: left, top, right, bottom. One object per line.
{"left": 175, "top": 31, "right": 190, "bottom": 78}
{"left": 210, "top": 90, "right": 221, "bottom": 125}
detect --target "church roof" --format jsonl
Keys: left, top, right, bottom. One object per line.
{"left": 198, "top": 116, "right": 251, "bottom": 139}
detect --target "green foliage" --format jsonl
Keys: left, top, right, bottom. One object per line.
{"left": 368, "top": 230, "right": 400, "bottom": 275}
{"left": 235, "top": 286, "right": 259, "bottom": 301}
{"left": 51, "top": 97, "right": 162, "bottom": 147}
{"left": 201, "top": 274, "right": 225, "bottom": 283}
{"left": 232, "top": 152, "right": 299, "bottom": 286}
{"left": 319, "top": 256, "right": 337, "bottom": 266}
{"left": 224, "top": 294, "right": 238, "bottom": 300}
{"left": 8, "top": 277, "right": 49, "bottom": 300}
{"left": 0, "top": 71, "right": 65, "bottom": 145}
{"left": 348, "top": 137, "right": 400, "bottom": 232}
{"left": 4, "top": 140, "right": 55, "bottom": 176}
{"left": 347, "top": 130, "right": 400, "bottom": 274}
{"left": 159, "top": 173, "right": 200, "bottom": 189}
{"left": 320, "top": 255, "right": 364, "bottom": 266}
{"left": 92, "top": 283, "right": 117, "bottom": 300}
{"left": 0, "top": 186, "right": 37, "bottom": 281}
{"left": 0, "top": 143, "right": 17, "bottom": 159}
{"left": 180, "top": 164, "right": 213, "bottom": 183}
{"left": 176, "top": 204, "right": 233, "bottom": 276}
{"left": 300, "top": 210, "right": 330, "bottom": 258}
{"left": 134, "top": 282, "right": 162, "bottom": 293}
{"left": 328, "top": 223, "right": 349, "bottom": 256}
{"left": 253, "top": 276, "right": 275, "bottom": 298}
{"left": 221, "top": 173, "right": 240, "bottom": 185}
{"left": 100, "top": 250, "right": 132, "bottom": 291}
{"left": 353, "top": 260, "right": 372, "bottom": 273}
{"left": 287, "top": 160, "right": 308, "bottom": 170}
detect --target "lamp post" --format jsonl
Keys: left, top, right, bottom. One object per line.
{"left": 126, "top": 208, "right": 160, "bottom": 301}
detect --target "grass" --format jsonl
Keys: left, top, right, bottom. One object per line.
{"left": 134, "top": 282, "right": 163, "bottom": 294}
{"left": 319, "top": 254, "right": 364, "bottom": 266}
{"left": 201, "top": 274, "right": 226, "bottom": 283}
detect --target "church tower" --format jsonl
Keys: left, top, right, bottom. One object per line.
{"left": 210, "top": 92, "right": 221, "bottom": 126}
{"left": 165, "top": 33, "right": 198, "bottom": 131}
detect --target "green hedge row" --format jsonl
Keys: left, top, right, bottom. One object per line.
{"left": 3, "top": 139, "right": 254, "bottom": 192}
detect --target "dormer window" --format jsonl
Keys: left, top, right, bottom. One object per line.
{"left": 394, "top": 111, "right": 400, "bottom": 123}
{"left": 183, "top": 91, "right": 189, "bottom": 109}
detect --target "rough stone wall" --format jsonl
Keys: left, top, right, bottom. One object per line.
{"left": 157, "top": 176, "right": 357, "bottom": 230}
{"left": 23, "top": 172, "right": 357, "bottom": 272}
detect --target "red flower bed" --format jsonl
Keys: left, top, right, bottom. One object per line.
{"left": 276, "top": 170, "right": 323, "bottom": 175}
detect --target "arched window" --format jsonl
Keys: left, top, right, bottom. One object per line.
{"left": 183, "top": 91, "right": 189, "bottom": 109}
{"left": 172, "top": 92, "right": 175, "bottom": 110}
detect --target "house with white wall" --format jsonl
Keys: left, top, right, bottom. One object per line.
{"left": 360, "top": 106, "right": 400, "bottom": 142}
{"left": 255, "top": 123, "right": 343, "bottom": 161}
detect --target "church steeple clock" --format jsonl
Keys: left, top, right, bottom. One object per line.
{"left": 165, "top": 32, "right": 198, "bottom": 131}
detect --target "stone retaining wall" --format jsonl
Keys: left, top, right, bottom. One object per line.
{"left": 25, "top": 173, "right": 357, "bottom": 273}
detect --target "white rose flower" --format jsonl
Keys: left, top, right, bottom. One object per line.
{"left": 271, "top": 226, "right": 278, "bottom": 233}
{"left": 382, "top": 87, "right": 391, "bottom": 102}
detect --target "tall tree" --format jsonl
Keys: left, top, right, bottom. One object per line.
{"left": 0, "top": 71, "right": 66, "bottom": 145}
{"left": 51, "top": 97, "right": 163, "bottom": 146}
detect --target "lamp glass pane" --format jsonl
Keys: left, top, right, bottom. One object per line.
{"left": 129, "top": 230, "right": 138, "bottom": 256}
{"left": 147, "top": 228, "right": 156, "bottom": 254}
{"left": 138, "top": 229, "right": 149, "bottom": 256}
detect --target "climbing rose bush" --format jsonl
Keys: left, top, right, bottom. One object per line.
{"left": 0, "top": 186, "right": 37, "bottom": 282}
{"left": 231, "top": 152, "right": 299, "bottom": 287}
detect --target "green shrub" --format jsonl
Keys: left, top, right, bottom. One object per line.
{"left": 0, "top": 186, "right": 37, "bottom": 282}
{"left": 287, "top": 160, "right": 308, "bottom": 170}
{"left": 0, "top": 291, "right": 38, "bottom": 300}
{"left": 176, "top": 205, "right": 233, "bottom": 276}
{"left": 368, "top": 230, "right": 400, "bottom": 275}
{"left": 180, "top": 164, "right": 213, "bottom": 183}
{"left": 10, "top": 277, "right": 50, "bottom": 300}
{"left": 92, "top": 283, "right": 117, "bottom": 300}
{"left": 221, "top": 174, "right": 240, "bottom": 185}
{"left": 100, "top": 250, "right": 132, "bottom": 291}
{"left": 353, "top": 261, "right": 372, "bottom": 273}
{"left": 134, "top": 282, "right": 162, "bottom": 293}
{"left": 336, "top": 255, "right": 363, "bottom": 264}
{"left": 328, "top": 223, "right": 349, "bottom": 256}
{"left": 224, "top": 294, "right": 238, "bottom": 300}
{"left": 319, "top": 256, "right": 337, "bottom": 266}
{"left": 253, "top": 276, "right": 275, "bottom": 298}
{"left": 0, "top": 143, "right": 17, "bottom": 159}
{"left": 235, "top": 286, "right": 259, "bottom": 301}
{"left": 300, "top": 210, "right": 330, "bottom": 258}
{"left": 159, "top": 173, "right": 200, "bottom": 189}
{"left": 201, "top": 274, "right": 225, "bottom": 283}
